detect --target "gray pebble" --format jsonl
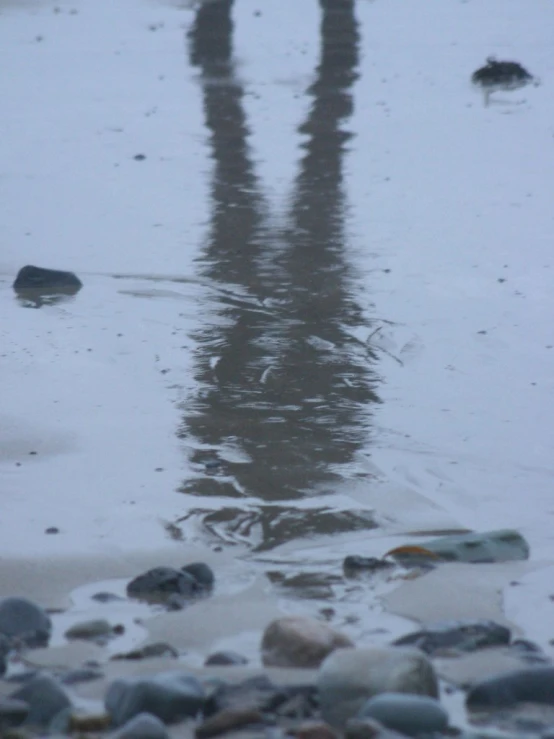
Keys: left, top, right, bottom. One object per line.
{"left": 113, "top": 711, "right": 170, "bottom": 739}
{"left": 10, "top": 674, "right": 71, "bottom": 727}
{"left": 358, "top": 692, "right": 449, "bottom": 737}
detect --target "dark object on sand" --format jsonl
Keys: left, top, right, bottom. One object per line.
{"left": 467, "top": 666, "right": 554, "bottom": 709}
{"left": 13, "top": 265, "right": 82, "bottom": 307}
{"left": 471, "top": 57, "right": 538, "bottom": 106}
{"left": 392, "top": 619, "right": 511, "bottom": 656}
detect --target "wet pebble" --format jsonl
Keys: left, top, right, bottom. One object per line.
{"left": 358, "top": 692, "right": 449, "bottom": 737}
{"left": 205, "top": 650, "right": 249, "bottom": 666}
{"left": 392, "top": 619, "right": 511, "bottom": 656}
{"left": 467, "top": 666, "right": 554, "bottom": 709}
{"left": 113, "top": 711, "right": 169, "bottom": 739}
{"left": 345, "top": 717, "right": 408, "bottom": 739}
{"left": 127, "top": 566, "right": 201, "bottom": 603}
{"left": 10, "top": 674, "right": 71, "bottom": 727}
{"left": 182, "top": 561, "right": 215, "bottom": 590}
{"left": 317, "top": 647, "right": 438, "bottom": 728}
{"left": 105, "top": 670, "right": 205, "bottom": 726}
{"left": 59, "top": 666, "right": 104, "bottom": 685}
{"left": 65, "top": 618, "right": 119, "bottom": 642}
{"left": 112, "top": 642, "right": 179, "bottom": 661}
{"left": 261, "top": 616, "right": 353, "bottom": 668}
{"left": 292, "top": 720, "right": 339, "bottom": 739}
{"left": 12, "top": 265, "right": 82, "bottom": 291}
{"left": 0, "top": 697, "right": 29, "bottom": 730}
{"left": 0, "top": 598, "right": 51, "bottom": 648}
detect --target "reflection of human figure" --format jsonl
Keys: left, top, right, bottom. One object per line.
{"left": 181, "top": 0, "right": 379, "bottom": 548}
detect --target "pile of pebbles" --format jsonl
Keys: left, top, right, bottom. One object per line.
{"left": 1, "top": 556, "right": 554, "bottom": 739}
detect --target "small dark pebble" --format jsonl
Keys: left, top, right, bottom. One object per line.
{"left": 59, "top": 667, "right": 104, "bottom": 685}
{"left": 44, "top": 527, "right": 59, "bottom": 534}
{"left": 205, "top": 650, "right": 249, "bottom": 667}
{"left": 182, "top": 562, "right": 215, "bottom": 590}
{"left": 112, "top": 642, "right": 179, "bottom": 661}
{"left": 343, "top": 556, "right": 393, "bottom": 574}
{"left": 91, "top": 591, "right": 122, "bottom": 603}
{"left": 134, "top": 154, "right": 146, "bottom": 161}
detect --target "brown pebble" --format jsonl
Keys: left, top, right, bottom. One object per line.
{"left": 69, "top": 713, "right": 112, "bottom": 732}
{"left": 293, "top": 720, "right": 339, "bottom": 739}
{"left": 195, "top": 708, "right": 264, "bottom": 738}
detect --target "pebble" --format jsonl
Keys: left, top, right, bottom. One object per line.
{"left": 358, "top": 692, "right": 449, "bottom": 737}
{"left": 10, "top": 674, "right": 71, "bottom": 727}
{"left": 261, "top": 616, "right": 354, "bottom": 668}
{"left": 317, "top": 647, "right": 438, "bottom": 728}
{"left": 127, "top": 567, "right": 201, "bottom": 603}
{"left": 112, "top": 711, "right": 170, "bottom": 739}
{"left": 105, "top": 670, "right": 205, "bottom": 726}
{"left": 0, "top": 698, "right": 29, "bottom": 730}
{"left": 182, "top": 562, "right": 215, "bottom": 590}
{"left": 0, "top": 597, "right": 52, "bottom": 648}
{"left": 65, "top": 618, "right": 117, "bottom": 642}
{"left": 196, "top": 707, "right": 264, "bottom": 738}
{"left": 205, "top": 650, "right": 249, "bottom": 666}
{"left": 393, "top": 620, "right": 511, "bottom": 656}
{"left": 112, "top": 642, "right": 179, "bottom": 661}
{"left": 467, "top": 666, "right": 554, "bottom": 709}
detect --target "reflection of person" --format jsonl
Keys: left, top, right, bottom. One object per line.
{"left": 182, "top": 1, "right": 379, "bottom": 547}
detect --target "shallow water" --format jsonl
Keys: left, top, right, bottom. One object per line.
{"left": 1, "top": 0, "right": 554, "bottom": 664}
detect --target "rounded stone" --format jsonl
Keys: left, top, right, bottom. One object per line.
{"left": 182, "top": 562, "right": 215, "bottom": 589}
{"left": 261, "top": 616, "right": 353, "bottom": 668}
{"left": 113, "top": 712, "right": 169, "bottom": 739}
{"left": 317, "top": 647, "right": 439, "bottom": 728}
{"left": 0, "top": 597, "right": 51, "bottom": 647}
{"left": 358, "top": 693, "right": 449, "bottom": 737}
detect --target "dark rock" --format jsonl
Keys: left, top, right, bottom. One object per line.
{"left": 358, "top": 693, "right": 449, "bottom": 737}
{"left": 127, "top": 567, "right": 201, "bottom": 603}
{"left": 0, "top": 698, "right": 29, "bottom": 730}
{"left": 10, "top": 675, "right": 71, "bottom": 727}
{"left": 0, "top": 597, "right": 52, "bottom": 648}
{"left": 65, "top": 618, "right": 117, "bottom": 642}
{"left": 91, "top": 591, "right": 123, "bottom": 603}
{"left": 112, "top": 712, "right": 169, "bottom": 739}
{"left": 343, "top": 557, "right": 393, "bottom": 575}
{"left": 196, "top": 707, "right": 264, "bottom": 738}
{"left": 112, "top": 642, "right": 179, "bottom": 661}
{"left": 472, "top": 57, "right": 535, "bottom": 89}
{"left": 467, "top": 667, "right": 554, "bottom": 709}
{"left": 509, "top": 639, "right": 550, "bottom": 664}
{"left": 182, "top": 562, "right": 215, "bottom": 590}
{"left": 205, "top": 650, "right": 248, "bottom": 666}
{"left": 105, "top": 670, "right": 205, "bottom": 726}
{"left": 13, "top": 265, "right": 82, "bottom": 291}
{"left": 392, "top": 620, "right": 511, "bottom": 655}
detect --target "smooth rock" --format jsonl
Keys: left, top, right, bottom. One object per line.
{"left": 393, "top": 620, "right": 511, "bottom": 656}
{"left": 318, "top": 647, "right": 439, "bottom": 728}
{"left": 358, "top": 692, "right": 449, "bottom": 737}
{"left": 65, "top": 618, "right": 115, "bottom": 641}
{"left": 196, "top": 707, "right": 264, "bottom": 738}
{"left": 182, "top": 562, "right": 215, "bottom": 589}
{"left": 0, "top": 698, "right": 29, "bottom": 730}
{"left": 10, "top": 675, "right": 71, "bottom": 727}
{"left": 345, "top": 718, "right": 408, "bottom": 739}
{"left": 59, "top": 667, "right": 104, "bottom": 685}
{"left": 467, "top": 667, "right": 554, "bottom": 709}
{"left": 105, "top": 670, "right": 205, "bottom": 726}
{"left": 113, "top": 712, "right": 169, "bottom": 739}
{"left": 13, "top": 265, "right": 82, "bottom": 290}
{"left": 127, "top": 567, "right": 201, "bottom": 603}
{"left": 0, "top": 597, "right": 52, "bottom": 647}
{"left": 205, "top": 650, "right": 249, "bottom": 666}
{"left": 261, "top": 616, "right": 353, "bottom": 668}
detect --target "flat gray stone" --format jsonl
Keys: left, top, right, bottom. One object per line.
{"left": 0, "top": 597, "right": 51, "bottom": 647}
{"left": 358, "top": 692, "right": 449, "bottom": 737}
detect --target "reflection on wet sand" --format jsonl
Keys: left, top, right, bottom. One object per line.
{"left": 180, "top": 0, "right": 380, "bottom": 549}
